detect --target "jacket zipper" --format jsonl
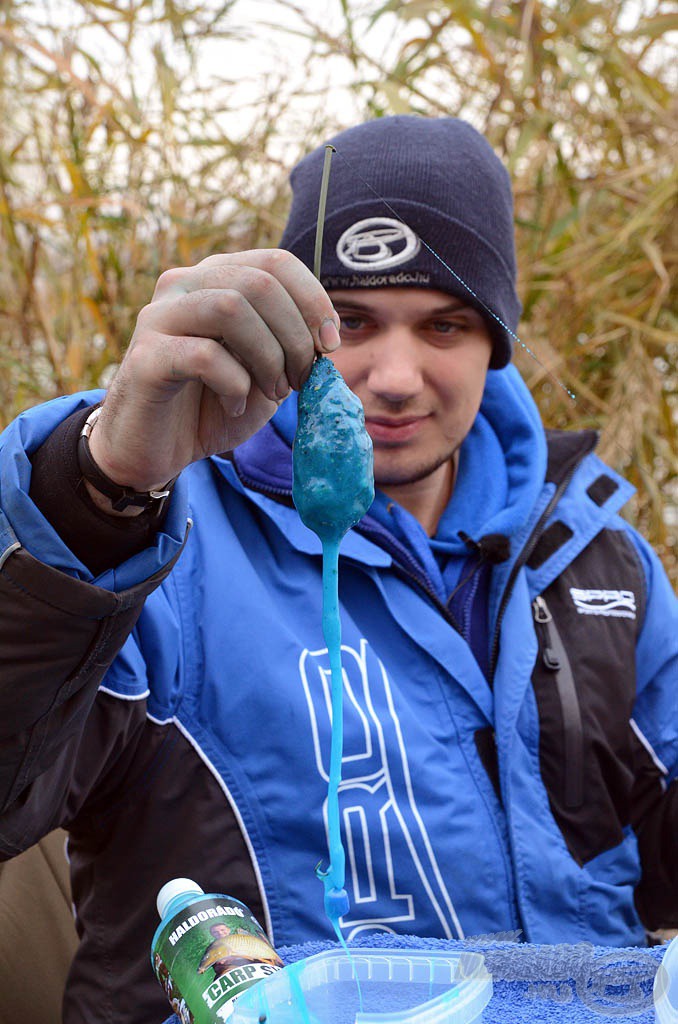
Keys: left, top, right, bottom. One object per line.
{"left": 389, "top": 562, "right": 463, "bottom": 634}
{"left": 532, "top": 594, "right": 584, "bottom": 810}
{"left": 488, "top": 457, "right": 584, "bottom": 684}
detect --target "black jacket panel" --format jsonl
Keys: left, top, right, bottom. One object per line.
{"left": 0, "top": 540, "right": 184, "bottom": 826}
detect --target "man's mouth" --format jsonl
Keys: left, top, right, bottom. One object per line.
{"left": 365, "top": 416, "right": 429, "bottom": 443}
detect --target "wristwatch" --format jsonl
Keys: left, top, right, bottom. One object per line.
{"left": 77, "top": 405, "right": 175, "bottom": 513}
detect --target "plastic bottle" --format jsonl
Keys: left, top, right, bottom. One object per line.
{"left": 151, "top": 878, "right": 283, "bottom": 1024}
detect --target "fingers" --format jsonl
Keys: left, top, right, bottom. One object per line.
{"left": 96, "top": 250, "right": 337, "bottom": 486}
{"left": 152, "top": 250, "right": 341, "bottom": 391}
{"left": 143, "top": 290, "right": 290, "bottom": 402}
{"left": 126, "top": 328, "right": 254, "bottom": 417}
{"left": 198, "top": 251, "right": 341, "bottom": 351}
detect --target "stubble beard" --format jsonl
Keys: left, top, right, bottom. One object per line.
{"left": 372, "top": 445, "right": 455, "bottom": 489}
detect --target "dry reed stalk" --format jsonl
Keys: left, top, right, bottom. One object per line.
{"left": 0, "top": 0, "right": 675, "bottom": 580}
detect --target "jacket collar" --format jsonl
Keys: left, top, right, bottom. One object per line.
{"left": 214, "top": 436, "right": 392, "bottom": 568}
{"left": 231, "top": 365, "right": 549, "bottom": 556}
{"left": 216, "top": 370, "right": 632, "bottom": 592}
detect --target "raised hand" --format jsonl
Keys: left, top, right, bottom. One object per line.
{"left": 86, "top": 250, "right": 341, "bottom": 509}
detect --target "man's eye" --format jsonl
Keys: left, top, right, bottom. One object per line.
{"left": 430, "top": 320, "right": 462, "bottom": 334}
{"left": 339, "top": 316, "right": 366, "bottom": 331}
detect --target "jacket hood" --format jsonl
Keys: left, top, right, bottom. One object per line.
{"left": 431, "top": 364, "right": 547, "bottom": 557}
{"left": 233, "top": 364, "right": 547, "bottom": 559}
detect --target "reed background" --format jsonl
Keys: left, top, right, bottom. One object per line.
{"left": 0, "top": 0, "right": 676, "bottom": 581}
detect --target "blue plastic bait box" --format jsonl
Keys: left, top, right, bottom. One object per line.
{"left": 230, "top": 947, "right": 492, "bottom": 1024}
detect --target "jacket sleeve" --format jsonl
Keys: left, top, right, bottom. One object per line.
{"left": 626, "top": 525, "right": 678, "bottom": 929}
{"left": 0, "top": 543, "right": 185, "bottom": 852}
{"left": 0, "top": 396, "right": 190, "bottom": 852}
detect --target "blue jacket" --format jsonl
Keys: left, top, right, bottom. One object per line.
{"left": 1, "top": 365, "right": 676, "bottom": 964}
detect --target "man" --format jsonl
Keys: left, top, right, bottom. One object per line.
{"left": 0, "top": 116, "right": 675, "bottom": 1024}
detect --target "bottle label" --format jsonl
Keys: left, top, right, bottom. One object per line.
{"left": 152, "top": 897, "right": 283, "bottom": 1023}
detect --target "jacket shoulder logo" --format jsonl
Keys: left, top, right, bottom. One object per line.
{"left": 569, "top": 588, "right": 636, "bottom": 619}
{"left": 336, "top": 217, "right": 421, "bottom": 271}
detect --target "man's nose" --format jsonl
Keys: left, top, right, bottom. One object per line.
{"left": 366, "top": 330, "right": 424, "bottom": 404}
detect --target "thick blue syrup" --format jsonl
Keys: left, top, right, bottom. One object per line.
{"left": 292, "top": 356, "right": 374, "bottom": 948}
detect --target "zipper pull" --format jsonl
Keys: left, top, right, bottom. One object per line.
{"left": 532, "top": 596, "right": 561, "bottom": 670}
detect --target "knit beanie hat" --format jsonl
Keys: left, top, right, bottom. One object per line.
{"left": 280, "top": 115, "right": 521, "bottom": 369}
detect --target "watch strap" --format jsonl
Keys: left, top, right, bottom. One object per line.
{"left": 77, "top": 406, "right": 174, "bottom": 513}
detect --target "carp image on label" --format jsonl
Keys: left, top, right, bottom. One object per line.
{"left": 152, "top": 896, "right": 283, "bottom": 1023}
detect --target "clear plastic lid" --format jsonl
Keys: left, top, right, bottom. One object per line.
{"left": 655, "top": 935, "right": 678, "bottom": 1024}
{"left": 156, "top": 878, "right": 204, "bottom": 920}
{"left": 231, "top": 947, "right": 492, "bottom": 1024}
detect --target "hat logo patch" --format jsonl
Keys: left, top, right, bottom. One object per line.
{"left": 336, "top": 217, "right": 421, "bottom": 271}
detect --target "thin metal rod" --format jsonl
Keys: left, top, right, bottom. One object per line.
{"left": 313, "top": 145, "right": 336, "bottom": 279}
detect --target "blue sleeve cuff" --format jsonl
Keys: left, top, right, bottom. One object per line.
{"left": 0, "top": 391, "right": 190, "bottom": 592}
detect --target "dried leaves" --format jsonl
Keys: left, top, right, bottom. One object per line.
{"left": 0, "top": 0, "right": 675, "bottom": 578}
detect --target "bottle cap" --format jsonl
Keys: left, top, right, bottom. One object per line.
{"left": 156, "top": 878, "right": 204, "bottom": 919}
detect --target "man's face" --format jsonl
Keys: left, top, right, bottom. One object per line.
{"left": 327, "top": 288, "right": 493, "bottom": 499}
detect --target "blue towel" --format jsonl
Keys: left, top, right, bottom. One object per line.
{"left": 161, "top": 932, "right": 667, "bottom": 1023}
